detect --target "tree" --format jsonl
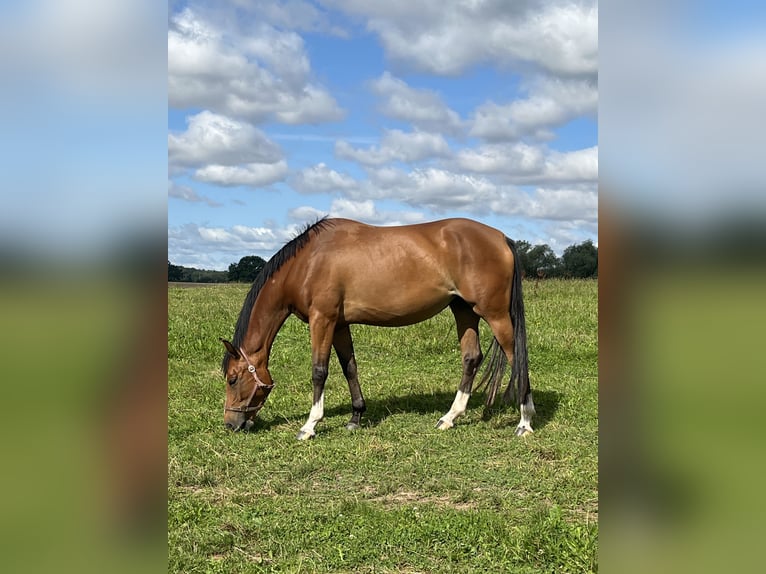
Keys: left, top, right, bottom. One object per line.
{"left": 512, "top": 240, "right": 533, "bottom": 277}
{"left": 168, "top": 260, "right": 184, "bottom": 282}
{"left": 561, "top": 240, "right": 598, "bottom": 278}
{"left": 527, "top": 244, "right": 562, "bottom": 277}
{"left": 228, "top": 255, "right": 267, "bottom": 283}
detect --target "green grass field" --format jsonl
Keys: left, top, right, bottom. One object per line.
{"left": 168, "top": 279, "right": 598, "bottom": 573}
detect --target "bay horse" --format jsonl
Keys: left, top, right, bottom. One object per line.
{"left": 220, "top": 217, "right": 534, "bottom": 440}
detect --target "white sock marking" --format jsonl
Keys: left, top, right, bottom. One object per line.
{"left": 300, "top": 391, "right": 325, "bottom": 435}
{"left": 439, "top": 390, "right": 471, "bottom": 427}
{"left": 518, "top": 393, "right": 535, "bottom": 432}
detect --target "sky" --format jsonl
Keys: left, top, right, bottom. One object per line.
{"left": 168, "top": 0, "right": 598, "bottom": 271}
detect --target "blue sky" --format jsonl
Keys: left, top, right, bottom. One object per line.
{"left": 168, "top": 0, "right": 598, "bottom": 270}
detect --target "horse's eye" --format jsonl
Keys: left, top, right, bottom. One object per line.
{"left": 228, "top": 378, "right": 237, "bottom": 386}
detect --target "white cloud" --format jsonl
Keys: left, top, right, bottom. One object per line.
{"left": 194, "top": 160, "right": 288, "bottom": 187}
{"left": 291, "top": 163, "right": 359, "bottom": 194}
{"left": 358, "top": 166, "right": 501, "bottom": 214}
{"left": 289, "top": 156, "right": 594, "bottom": 220}
{"left": 169, "top": 221, "right": 294, "bottom": 269}
{"left": 325, "top": 0, "right": 597, "bottom": 76}
{"left": 168, "top": 110, "right": 289, "bottom": 188}
{"left": 195, "top": 0, "right": 348, "bottom": 37}
{"left": 168, "top": 7, "right": 343, "bottom": 123}
{"left": 332, "top": 198, "right": 424, "bottom": 224}
{"left": 455, "top": 143, "right": 546, "bottom": 176}
{"left": 288, "top": 198, "right": 425, "bottom": 226}
{"left": 455, "top": 144, "right": 598, "bottom": 184}
{"left": 168, "top": 180, "right": 222, "bottom": 207}
{"left": 540, "top": 147, "right": 598, "bottom": 183}
{"left": 336, "top": 129, "right": 451, "bottom": 166}
{"left": 370, "top": 72, "right": 463, "bottom": 134}
{"left": 169, "top": 111, "right": 283, "bottom": 168}
{"left": 491, "top": 186, "right": 598, "bottom": 222}
{"left": 470, "top": 77, "right": 598, "bottom": 141}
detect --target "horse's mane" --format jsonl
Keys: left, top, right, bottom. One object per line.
{"left": 222, "top": 217, "right": 334, "bottom": 372}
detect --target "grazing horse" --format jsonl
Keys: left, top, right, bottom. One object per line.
{"left": 220, "top": 217, "right": 534, "bottom": 440}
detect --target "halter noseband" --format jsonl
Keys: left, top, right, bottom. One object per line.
{"left": 224, "top": 346, "right": 275, "bottom": 414}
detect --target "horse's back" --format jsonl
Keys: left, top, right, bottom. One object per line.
{"left": 293, "top": 218, "right": 515, "bottom": 325}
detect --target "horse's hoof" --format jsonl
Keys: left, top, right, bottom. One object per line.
{"left": 435, "top": 418, "right": 453, "bottom": 430}
{"left": 345, "top": 422, "right": 361, "bottom": 431}
{"left": 514, "top": 426, "right": 533, "bottom": 437}
{"left": 296, "top": 430, "right": 315, "bottom": 441}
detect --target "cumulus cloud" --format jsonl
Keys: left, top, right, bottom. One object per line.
{"left": 325, "top": 0, "right": 597, "bottom": 76}
{"left": 194, "top": 161, "right": 289, "bottom": 187}
{"left": 370, "top": 72, "right": 463, "bottom": 134}
{"left": 454, "top": 143, "right": 546, "bottom": 177}
{"left": 335, "top": 129, "right": 451, "bottom": 166}
{"left": 169, "top": 221, "right": 294, "bottom": 269}
{"left": 454, "top": 144, "right": 598, "bottom": 184}
{"left": 470, "top": 77, "right": 598, "bottom": 141}
{"left": 289, "top": 198, "right": 425, "bottom": 226}
{"left": 286, "top": 156, "right": 597, "bottom": 221}
{"left": 491, "top": 185, "right": 598, "bottom": 222}
{"left": 190, "top": 0, "right": 347, "bottom": 37}
{"left": 169, "top": 111, "right": 283, "bottom": 168}
{"left": 291, "top": 163, "right": 359, "bottom": 194}
{"left": 168, "top": 7, "right": 343, "bottom": 124}
{"left": 169, "top": 110, "right": 288, "bottom": 188}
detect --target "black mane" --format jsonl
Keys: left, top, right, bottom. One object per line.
{"left": 222, "top": 217, "right": 334, "bottom": 372}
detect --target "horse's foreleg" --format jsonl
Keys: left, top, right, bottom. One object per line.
{"left": 333, "top": 325, "right": 366, "bottom": 431}
{"left": 437, "top": 302, "right": 482, "bottom": 430}
{"left": 297, "top": 315, "right": 335, "bottom": 440}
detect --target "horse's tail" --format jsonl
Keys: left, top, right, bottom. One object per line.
{"left": 479, "top": 237, "right": 531, "bottom": 409}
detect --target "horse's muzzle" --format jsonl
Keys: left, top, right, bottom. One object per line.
{"left": 224, "top": 418, "right": 256, "bottom": 432}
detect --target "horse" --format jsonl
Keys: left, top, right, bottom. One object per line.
{"left": 220, "top": 217, "right": 534, "bottom": 440}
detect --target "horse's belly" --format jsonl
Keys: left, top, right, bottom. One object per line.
{"left": 341, "top": 286, "right": 453, "bottom": 327}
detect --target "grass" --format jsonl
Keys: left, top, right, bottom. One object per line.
{"left": 169, "top": 279, "right": 598, "bottom": 573}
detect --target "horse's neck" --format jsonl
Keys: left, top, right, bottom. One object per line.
{"left": 242, "top": 281, "right": 290, "bottom": 368}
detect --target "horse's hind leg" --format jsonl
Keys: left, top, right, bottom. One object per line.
{"left": 484, "top": 313, "right": 535, "bottom": 436}
{"left": 333, "top": 325, "right": 366, "bottom": 431}
{"left": 437, "top": 300, "right": 483, "bottom": 430}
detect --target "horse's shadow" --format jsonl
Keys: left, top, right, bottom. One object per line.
{"left": 248, "top": 388, "right": 561, "bottom": 433}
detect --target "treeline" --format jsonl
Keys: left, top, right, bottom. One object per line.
{"left": 168, "top": 255, "right": 266, "bottom": 283}
{"left": 168, "top": 239, "right": 597, "bottom": 283}
{"left": 515, "top": 239, "right": 597, "bottom": 278}
{"left": 167, "top": 261, "right": 229, "bottom": 283}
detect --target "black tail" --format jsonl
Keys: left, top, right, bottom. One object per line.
{"left": 478, "top": 238, "right": 531, "bottom": 409}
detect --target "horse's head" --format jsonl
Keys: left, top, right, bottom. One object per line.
{"left": 220, "top": 339, "right": 274, "bottom": 431}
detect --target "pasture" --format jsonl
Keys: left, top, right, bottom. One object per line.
{"left": 168, "top": 279, "right": 598, "bottom": 573}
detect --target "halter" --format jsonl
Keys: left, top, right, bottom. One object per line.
{"left": 224, "top": 346, "right": 275, "bottom": 414}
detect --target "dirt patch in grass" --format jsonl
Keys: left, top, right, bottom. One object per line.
{"left": 373, "top": 489, "right": 478, "bottom": 511}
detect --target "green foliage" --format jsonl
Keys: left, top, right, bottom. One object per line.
{"left": 513, "top": 240, "right": 597, "bottom": 279}
{"left": 169, "top": 280, "right": 598, "bottom": 572}
{"left": 562, "top": 240, "right": 598, "bottom": 278}
{"left": 228, "top": 255, "right": 267, "bottom": 283}
{"left": 168, "top": 260, "right": 184, "bottom": 282}
{"left": 168, "top": 261, "right": 229, "bottom": 283}
{"left": 527, "top": 244, "right": 562, "bottom": 277}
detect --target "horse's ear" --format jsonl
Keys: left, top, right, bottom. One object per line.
{"left": 220, "top": 338, "right": 240, "bottom": 359}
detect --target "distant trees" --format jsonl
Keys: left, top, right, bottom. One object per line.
{"left": 512, "top": 239, "right": 597, "bottom": 279}
{"left": 167, "top": 260, "right": 228, "bottom": 283}
{"left": 228, "top": 255, "right": 267, "bottom": 283}
{"left": 561, "top": 239, "right": 598, "bottom": 278}
{"left": 168, "top": 260, "right": 184, "bottom": 282}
